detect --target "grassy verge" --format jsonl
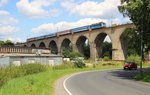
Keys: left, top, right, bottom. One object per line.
{"left": 0, "top": 62, "right": 123, "bottom": 95}
{"left": 134, "top": 62, "right": 150, "bottom": 83}
{"left": 134, "top": 72, "right": 150, "bottom": 83}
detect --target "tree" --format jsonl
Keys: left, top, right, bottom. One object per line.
{"left": 83, "top": 44, "right": 90, "bottom": 59}
{"left": 120, "top": 28, "right": 140, "bottom": 57}
{"left": 62, "top": 48, "right": 83, "bottom": 59}
{"left": 0, "top": 40, "right": 14, "bottom": 47}
{"left": 119, "top": 0, "right": 150, "bottom": 51}
{"left": 102, "top": 42, "right": 112, "bottom": 59}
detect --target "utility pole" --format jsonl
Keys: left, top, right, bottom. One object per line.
{"left": 140, "top": 30, "right": 143, "bottom": 76}
{"left": 140, "top": 0, "right": 146, "bottom": 76}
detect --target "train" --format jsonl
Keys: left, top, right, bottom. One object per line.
{"left": 27, "top": 22, "right": 106, "bottom": 42}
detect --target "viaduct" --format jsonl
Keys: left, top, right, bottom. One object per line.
{"left": 21, "top": 23, "right": 134, "bottom": 61}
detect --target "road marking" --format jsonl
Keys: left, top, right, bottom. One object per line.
{"left": 63, "top": 69, "right": 120, "bottom": 95}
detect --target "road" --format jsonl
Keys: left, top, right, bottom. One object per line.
{"left": 65, "top": 69, "right": 150, "bottom": 95}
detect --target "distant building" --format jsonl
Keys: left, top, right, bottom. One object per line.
{"left": 0, "top": 47, "right": 62, "bottom": 67}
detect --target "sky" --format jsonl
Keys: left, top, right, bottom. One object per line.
{"left": 0, "top": 0, "right": 131, "bottom": 43}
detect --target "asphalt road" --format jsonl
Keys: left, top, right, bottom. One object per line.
{"left": 65, "top": 69, "right": 150, "bottom": 95}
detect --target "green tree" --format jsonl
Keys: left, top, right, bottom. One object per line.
{"left": 83, "top": 44, "right": 90, "bottom": 59}
{"left": 62, "top": 49, "right": 72, "bottom": 58}
{"left": 62, "top": 48, "right": 83, "bottom": 59}
{"left": 0, "top": 40, "right": 14, "bottom": 47}
{"left": 121, "top": 28, "right": 140, "bottom": 57}
{"left": 0, "top": 41, "right": 4, "bottom": 46}
{"left": 102, "top": 42, "right": 112, "bottom": 59}
{"left": 119, "top": 0, "right": 150, "bottom": 51}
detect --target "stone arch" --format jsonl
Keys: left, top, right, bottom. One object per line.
{"left": 39, "top": 42, "right": 46, "bottom": 48}
{"left": 31, "top": 43, "right": 36, "bottom": 48}
{"left": 61, "top": 38, "right": 72, "bottom": 51}
{"left": 76, "top": 35, "right": 90, "bottom": 58}
{"left": 49, "top": 40, "right": 58, "bottom": 54}
{"left": 24, "top": 45, "right": 27, "bottom": 47}
{"left": 94, "top": 32, "right": 112, "bottom": 58}
{"left": 120, "top": 28, "right": 134, "bottom": 59}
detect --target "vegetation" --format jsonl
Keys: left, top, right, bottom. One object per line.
{"left": 0, "top": 40, "right": 14, "bottom": 47}
{"left": 0, "top": 64, "right": 47, "bottom": 87}
{"left": 102, "top": 42, "right": 112, "bottom": 59}
{"left": 134, "top": 71, "right": 150, "bottom": 83}
{"left": 126, "top": 55, "right": 141, "bottom": 65}
{"left": 62, "top": 49, "right": 83, "bottom": 59}
{"left": 83, "top": 44, "right": 90, "bottom": 59}
{"left": 121, "top": 28, "right": 141, "bottom": 57}
{"left": 119, "top": 0, "right": 150, "bottom": 52}
{"left": 73, "top": 59, "right": 85, "bottom": 68}
{"left": 103, "top": 56, "right": 110, "bottom": 61}
{"left": 0, "top": 61, "right": 124, "bottom": 95}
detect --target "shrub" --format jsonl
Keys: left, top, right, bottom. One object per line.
{"left": 62, "top": 48, "right": 83, "bottom": 60}
{"left": 74, "top": 59, "right": 85, "bottom": 68}
{"left": 69, "top": 51, "right": 83, "bottom": 60}
{"left": 103, "top": 56, "right": 110, "bottom": 61}
{"left": 127, "top": 55, "right": 140, "bottom": 65}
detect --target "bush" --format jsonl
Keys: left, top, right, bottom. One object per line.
{"left": 103, "top": 56, "right": 110, "bottom": 61}
{"left": 0, "top": 63, "right": 47, "bottom": 87}
{"left": 69, "top": 51, "right": 83, "bottom": 60}
{"left": 62, "top": 48, "right": 83, "bottom": 60}
{"left": 127, "top": 55, "right": 140, "bottom": 65}
{"left": 74, "top": 59, "right": 85, "bottom": 68}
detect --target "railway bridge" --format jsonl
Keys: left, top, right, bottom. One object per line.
{"left": 22, "top": 23, "right": 134, "bottom": 61}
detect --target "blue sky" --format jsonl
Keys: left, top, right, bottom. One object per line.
{"left": 0, "top": 0, "right": 130, "bottom": 42}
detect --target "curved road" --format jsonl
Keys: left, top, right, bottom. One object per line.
{"left": 65, "top": 69, "right": 150, "bottom": 95}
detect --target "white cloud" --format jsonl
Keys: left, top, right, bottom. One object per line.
{"left": 0, "top": 10, "right": 18, "bottom": 34}
{"left": 0, "top": 0, "right": 8, "bottom": 7}
{"left": 16, "top": 0, "right": 59, "bottom": 19}
{"left": 0, "top": 26, "right": 18, "bottom": 34}
{"left": 32, "top": 18, "right": 121, "bottom": 34}
{"left": 0, "top": 10, "right": 18, "bottom": 25}
{"left": 61, "top": 0, "right": 122, "bottom": 19}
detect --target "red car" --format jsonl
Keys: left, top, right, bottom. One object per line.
{"left": 123, "top": 62, "right": 137, "bottom": 70}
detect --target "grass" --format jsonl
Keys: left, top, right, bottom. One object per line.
{"left": 0, "top": 61, "right": 149, "bottom": 95}
{"left": 0, "top": 62, "right": 123, "bottom": 95}
{"left": 0, "top": 69, "right": 78, "bottom": 95}
{"left": 134, "top": 62, "right": 150, "bottom": 83}
{"left": 134, "top": 72, "right": 150, "bottom": 83}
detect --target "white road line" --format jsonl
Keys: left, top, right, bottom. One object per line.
{"left": 63, "top": 69, "right": 120, "bottom": 95}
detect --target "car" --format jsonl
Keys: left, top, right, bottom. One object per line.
{"left": 123, "top": 62, "right": 137, "bottom": 70}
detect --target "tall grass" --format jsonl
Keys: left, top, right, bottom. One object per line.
{"left": 0, "top": 64, "right": 47, "bottom": 87}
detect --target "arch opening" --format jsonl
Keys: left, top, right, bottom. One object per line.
{"left": 120, "top": 28, "right": 140, "bottom": 59}
{"left": 49, "top": 40, "right": 58, "bottom": 54}
{"left": 31, "top": 43, "right": 36, "bottom": 48}
{"left": 95, "top": 33, "right": 112, "bottom": 59}
{"left": 39, "top": 42, "right": 46, "bottom": 48}
{"left": 24, "top": 45, "right": 27, "bottom": 47}
{"left": 61, "top": 38, "right": 72, "bottom": 52}
{"left": 76, "top": 36, "right": 90, "bottom": 59}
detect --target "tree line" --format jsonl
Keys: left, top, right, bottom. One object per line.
{"left": 0, "top": 40, "right": 14, "bottom": 47}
